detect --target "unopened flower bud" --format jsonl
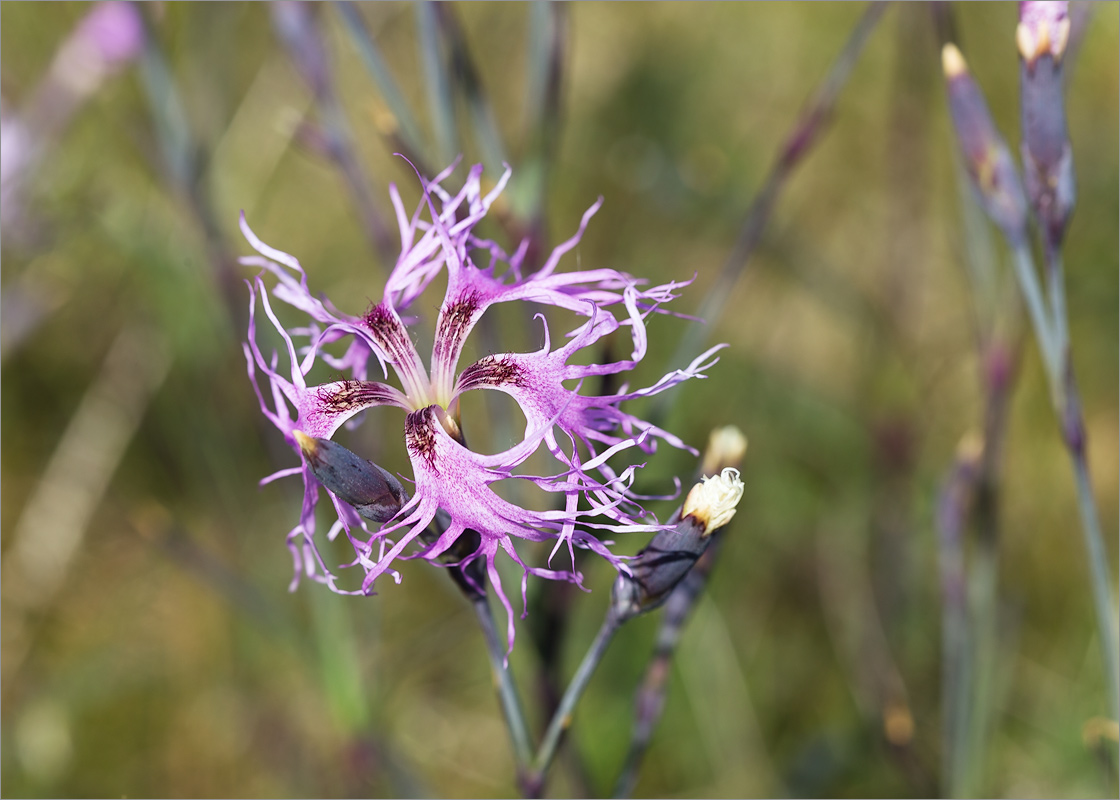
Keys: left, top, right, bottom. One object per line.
{"left": 941, "top": 44, "right": 1029, "bottom": 245}
{"left": 682, "top": 468, "right": 744, "bottom": 535}
{"left": 293, "top": 431, "right": 405, "bottom": 523}
{"left": 700, "top": 426, "right": 748, "bottom": 475}
{"left": 1018, "top": 1, "right": 1075, "bottom": 248}
{"left": 612, "top": 468, "right": 745, "bottom": 620}
{"left": 611, "top": 515, "right": 709, "bottom": 620}
{"left": 1017, "top": 1, "right": 1071, "bottom": 64}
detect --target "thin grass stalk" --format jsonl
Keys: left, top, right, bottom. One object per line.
{"left": 134, "top": 12, "right": 247, "bottom": 331}
{"left": 434, "top": 3, "right": 508, "bottom": 175}
{"left": 415, "top": 1, "right": 457, "bottom": 166}
{"left": 333, "top": 1, "right": 429, "bottom": 164}
{"left": 1010, "top": 243, "right": 1118, "bottom": 721}
{"left": 652, "top": 1, "right": 888, "bottom": 425}
{"left": 512, "top": 1, "right": 567, "bottom": 241}
{"left": 937, "top": 140, "right": 1025, "bottom": 796}
{"left": 271, "top": 3, "right": 394, "bottom": 262}
{"left": 1015, "top": 0, "right": 1119, "bottom": 719}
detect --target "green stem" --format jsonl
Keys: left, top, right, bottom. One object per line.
{"left": 1071, "top": 444, "right": 1120, "bottom": 720}
{"left": 471, "top": 595, "right": 534, "bottom": 769}
{"left": 1013, "top": 244, "right": 1117, "bottom": 722}
{"left": 651, "top": 1, "right": 888, "bottom": 427}
{"left": 526, "top": 612, "right": 620, "bottom": 795}
{"left": 415, "top": 1, "right": 456, "bottom": 165}
{"left": 1046, "top": 249, "right": 1070, "bottom": 365}
{"left": 333, "top": 1, "right": 429, "bottom": 162}
{"left": 1010, "top": 244, "right": 1058, "bottom": 377}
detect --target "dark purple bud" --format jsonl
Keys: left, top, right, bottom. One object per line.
{"left": 293, "top": 431, "right": 405, "bottom": 524}
{"left": 612, "top": 468, "right": 744, "bottom": 620}
{"left": 941, "top": 44, "right": 1029, "bottom": 245}
{"left": 1018, "top": 1, "right": 1075, "bottom": 248}
{"left": 612, "top": 515, "right": 709, "bottom": 621}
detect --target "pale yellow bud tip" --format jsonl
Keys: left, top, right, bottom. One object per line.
{"left": 701, "top": 425, "right": 748, "bottom": 475}
{"left": 941, "top": 43, "right": 968, "bottom": 79}
{"left": 1016, "top": 22, "right": 1039, "bottom": 61}
{"left": 956, "top": 431, "right": 984, "bottom": 465}
{"left": 1017, "top": 18, "right": 1071, "bottom": 62}
{"left": 1082, "top": 716, "right": 1120, "bottom": 747}
{"left": 293, "top": 430, "right": 318, "bottom": 458}
{"left": 682, "top": 467, "right": 745, "bottom": 535}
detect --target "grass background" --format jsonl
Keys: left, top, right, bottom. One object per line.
{"left": 2, "top": 2, "right": 1117, "bottom": 797}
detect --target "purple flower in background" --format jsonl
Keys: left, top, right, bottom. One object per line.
{"left": 2, "top": 1, "right": 144, "bottom": 236}
{"left": 242, "top": 162, "right": 722, "bottom": 647}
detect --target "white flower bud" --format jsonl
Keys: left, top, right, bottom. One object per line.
{"left": 701, "top": 426, "right": 748, "bottom": 475}
{"left": 682, "top": 467, "right": 744, "bottom": 536}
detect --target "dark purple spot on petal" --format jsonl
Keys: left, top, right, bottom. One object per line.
{"left": 459, "top": 356, "right": 524, "bottom": 389}
{"left": 405, "top": 406, "right": 440, "bottom": 474}
{"left": 363, "top": 302, "right": 415, "bottom": 356}
{"left": 318, "top": 380, "right": 391, "bottom": 414}
{"left": 434, "top": 290, "right": 483, "bottom": 356}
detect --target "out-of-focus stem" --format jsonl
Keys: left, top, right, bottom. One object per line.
{"left": 655, "top": 2, "right": 888, "bottom": 422}
{"left": 937, "top": 453, "right": 973, "bottom": 798}
{"left": 525, "top": 612, "right": 620, "bottom": 797}
{"left": 434, "top": 3, "right": 508, "bottom": 175}
{"left": 509, "top": 1, "right": 568, "bottom": 270}
{"left": 1012, "top": 243, "right": 1118, "bottom": 721}
{"left": 333, "top": 2, "right": 429, "bottom": 164}
{"left": 1014, "top": 0, "right": 1117, "bottom": 724}
{"left": 1046, "top": 249, "right": 1069, "bottom": 361}
{"left": 271, "top": 2, "right": 394, "bottom": 262}
{"left": 416, "top": 2, "right": 456, "bottom": 166}
{"left": 965, "top": 512, "right": 999, "bottom": 796}
{"left": 135, "top": 16, "right": 245, "bottom": 328}
{"left": 471, "top": 595, "right": 534, "bottom": 772}
{"left": 1010, "top": 244, "right": 1058, "bottom": 376}
{"left": 1072, "top": 451, "right": 1119, "bottom": 718}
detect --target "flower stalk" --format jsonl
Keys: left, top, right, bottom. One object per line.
{"left": 522, "top": 460, "right": 745, "bottom": 796}
{"left": 656, "top": 0, "right": 888, "bottom": 421}
{"left": 941, "top": 22, "right": 1118, "bottom": 725}
{"left": 613, "top": 427, "right": 748, "bottom": 797}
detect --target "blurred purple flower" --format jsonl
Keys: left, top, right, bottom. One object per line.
{"left": 2, "top": 1, "right": 144, "bottom": 237}
{"left": 242, "top": 162, "right": 722, "bottom": 648}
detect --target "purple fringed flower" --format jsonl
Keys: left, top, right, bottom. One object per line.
{"left": 242, "top": 162, "right": 723, "bottom": 648}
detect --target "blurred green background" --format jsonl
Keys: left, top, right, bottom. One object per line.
{"left": 1, "top": 2, "right": 1117, "bottom": 797}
